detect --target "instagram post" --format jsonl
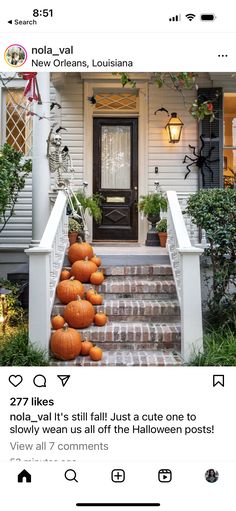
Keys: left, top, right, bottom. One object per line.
{"left": 0, "top": 2, "right": 235, "bottom": 510}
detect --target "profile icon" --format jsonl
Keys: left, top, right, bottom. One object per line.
{"left": 4, "top": 44, "right": 27, "bottom": 67}
{"left": 205, "top": 468, "right": 219, "bottom": 483}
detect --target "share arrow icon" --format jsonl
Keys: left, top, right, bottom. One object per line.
{"left": 57, "top": 375, "right": 70, "bottom": 387}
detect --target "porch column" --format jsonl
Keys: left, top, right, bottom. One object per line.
{"left": 30, "top": 72, "right": 51, "bottom": 246}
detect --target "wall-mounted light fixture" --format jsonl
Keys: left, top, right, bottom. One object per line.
{"left": 165, "top": 112, "right": 184, "bottom": 143}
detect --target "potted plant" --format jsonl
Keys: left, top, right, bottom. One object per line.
{"left": 156, "top": 218, "right": 167, "bottom": 247}
{"left": 139, "top": 192, "right": 167, "bottom": 246}
{"left": 68, "top": 218, "right": 81, "bottom": 245}
{"left": 75, "top": 191, "right": 102, "bottom": 223}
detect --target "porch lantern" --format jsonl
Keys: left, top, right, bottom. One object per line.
{"left": 165, "top": 112, "right": 184, "bottom": 143}
{"left": 0, "top": 287, "right": 12, "bottom": 334}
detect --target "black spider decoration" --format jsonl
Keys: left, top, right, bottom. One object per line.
{"left": 183, "top": 135, "right": 219, "bottom": 186}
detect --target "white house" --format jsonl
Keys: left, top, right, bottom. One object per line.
{"left": 0, "top": 72, "right": 235, "bottom": 363}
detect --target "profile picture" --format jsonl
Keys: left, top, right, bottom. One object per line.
{"left": 4, "top": 44, "right": 27, "bottom": 67}
{"left": 205, "top": 468, "right": 219, "bottom": 483}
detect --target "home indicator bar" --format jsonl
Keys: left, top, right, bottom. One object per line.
{"left": 76, "top": 504, "right": 161, "bottom": 507}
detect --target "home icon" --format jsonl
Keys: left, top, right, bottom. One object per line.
{"left": 17, "top": 469, "right": 32, "bottom": 483}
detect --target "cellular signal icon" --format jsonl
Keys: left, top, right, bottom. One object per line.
{"left": 169, "top": 14, "right": 181, "bottom": 22}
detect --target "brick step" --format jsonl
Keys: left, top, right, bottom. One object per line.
{"left": 62, "top": 265, "right": 173, "bottom": 280}
{"left": 54, "top": 322, "right": 181, "bottom": 349}
{"left": 100, "top": 278, "right": 177, "bottom": 295}
{"left": 50, "top": 349, "right": 183, "bottom": 367}
{"left": 99, "top": 292, "right": 177, "bottom": 300}
{"left": 53, "top": 299, "right": 180, "bottom": 323}
{"left": 101, "top": 264, "right": 173, "bottom": 277}
{"left": 64, "top": 254, "right": 170, "bottom": 267}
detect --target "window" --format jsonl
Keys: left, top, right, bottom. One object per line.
{"left": 223, "top": 93, "right": 236, "bottom": 188}
{"left": 95, "top": 92, "right": 138, "bottom": 113}
{"left": 5, "top": 89, "right": 33, "bottom": 156}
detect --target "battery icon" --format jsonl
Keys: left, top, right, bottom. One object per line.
{"left": 201, "top": 14, "right": 216, "bottom": 21}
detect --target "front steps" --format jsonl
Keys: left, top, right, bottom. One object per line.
{"left": 51, "top": 260, "right": 183, "bottom": 366}
{"left": 51, "top": 350, "right": 183, "bottom": 366}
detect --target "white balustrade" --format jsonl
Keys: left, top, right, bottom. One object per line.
{"left": 167, "top": 190, "right": 203, "bottom": 362}
{"left": 25, "top": 191, "right": 68, "bottom": 350}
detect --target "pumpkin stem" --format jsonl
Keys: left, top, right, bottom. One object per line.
{"left": 62, "top": 323, "right": 69, "bottom": 330}
{"left": 76, "top": 295, "right": 82, "bottom": 301}
{"left": 69, "top": 276, "right": 75, "bottom": 281}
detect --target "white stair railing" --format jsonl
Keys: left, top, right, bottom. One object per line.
{"left": 25, "top": 190, "right": 68, "bottom": 350}
{"left": 167, "top": 190, "right": 203, "bottom": 362}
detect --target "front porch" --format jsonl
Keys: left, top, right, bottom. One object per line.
{"left": 2, "top": 71, "right": 235, "bottom": 366}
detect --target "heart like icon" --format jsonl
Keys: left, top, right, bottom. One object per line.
{"left": 9, "top": 375, "right": 23, "bottom": 387}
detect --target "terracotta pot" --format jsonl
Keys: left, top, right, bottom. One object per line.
{"left": 68, "top": 232, "right": 78, "bottom": 245}
{"left": 157, "top": 232, "right": 167, "bottom": 247}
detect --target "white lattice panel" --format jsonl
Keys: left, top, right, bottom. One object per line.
{"left": 6, "top": 90, "right": 33, "bottom": 156}
{"left": 95, "top": 92, "right": 138, "bottom": 112}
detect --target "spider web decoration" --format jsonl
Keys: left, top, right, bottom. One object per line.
{"left": 183, "top": 135, "right": 219, "bottom": 187}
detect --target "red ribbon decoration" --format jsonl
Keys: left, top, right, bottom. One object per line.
{"left": 21, "top": 72, "right": 39, "bottom": 102}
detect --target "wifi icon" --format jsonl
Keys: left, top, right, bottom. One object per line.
{"left": 186, "top": 13, "right": 196, "bottom": 21}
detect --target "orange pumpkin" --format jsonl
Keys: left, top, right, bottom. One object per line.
{"left": 51, "top": 315, "right": 65, "bottom": 330}
{"left": 90, "top": 270, "right": 105, "bottom": 286}
{"left": 91, "top": 255, "right": 102, "bottom": 267}
{"left": 64, "top": 298, "right": 95, "bottom": 328}
{"left": 56, "top": 277, "right": 84, "bottom": 304}
{"left": 60, "top": 268, "right": 71, "bottom": 281}
{"left": 88, "top": 290, "right": 103, "bottom": 306}
{"left": 70, "top": 258, "right": 97, "bottom": 283}
{"left": 50, "top": 323, "right": 82, "bottom": 360}
{"left": 89, "top": 345, "right": 103, "bottom": 361}
{"left": 94, "top": 312, "right": 108, "bottom": 326}
{"left": 86, "top": 287, "right": 96, "bottom": 301}
{"left": 68, "top": 241, "right": 94, "bottom": 264}
{"left": 81, "top": 339, "right": 93, "bottom": 356}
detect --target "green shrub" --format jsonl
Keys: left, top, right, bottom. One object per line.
{"left": 0, "top": 144, "right": 32, "bottom": 234}
{"left": 189, "top": 327, "right": 236, "bottom": 366}
{"left": 186, "top": 189, "right": 236, "bottom": 319}
{"left": 0, "top": 329, "right": 48, "bottom": 366}
{"left": 0, "top": 279, "right": 25, "bottom": 326}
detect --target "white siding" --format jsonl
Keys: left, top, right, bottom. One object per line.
{"left": 148, "top": 83, "right": 199, "bottom": 193}
{"left": 55, "top": 75, "right": 84, "bottom": 189}
{"left": 0, "top": 74, "right": 84, "bottom": 248}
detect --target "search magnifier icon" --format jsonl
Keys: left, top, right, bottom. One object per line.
{"left": 65, "top": 469, "right": 78, "bottom": 483}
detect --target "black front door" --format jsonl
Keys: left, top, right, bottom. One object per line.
{"left": 93, "top": 118, "right": 138, "bottom": 241}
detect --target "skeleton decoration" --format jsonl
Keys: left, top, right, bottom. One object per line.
{"left": 183, "top": 135, "right": 219, "bottom": 187}
{"left": 47, "top": 128, "right": 75, "bottom": 187}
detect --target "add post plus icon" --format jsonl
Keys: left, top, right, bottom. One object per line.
{"left": 111, "top": 469, "right": 125, "bottom": 483}
{"left": 158, "top": 469, "right": 172, "bottom": 483}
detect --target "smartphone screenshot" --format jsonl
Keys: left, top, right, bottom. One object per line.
{"left": 0, "top": 1, "right": 235, "bottom": 510}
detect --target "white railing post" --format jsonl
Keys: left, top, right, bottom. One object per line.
{"left": 178, "top": 248, "right": 204, "bottom": 361}
{"left": 167, "top": 190, "right": 204, "bottom": 363}
{"left": 25, "top": 190, "right": 68, "bottom": 352}
{"left": 26, "top": 248, "right": 52, "bottom": 350}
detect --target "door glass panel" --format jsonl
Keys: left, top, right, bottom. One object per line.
{"left": 101, "top": 125, "right": 131, "bottom": 189}
{"left": 224, "top": 149, "right": 236, "bottom": 188}
{"left": 224, "top": 93, "right": 236, "bottom": 147}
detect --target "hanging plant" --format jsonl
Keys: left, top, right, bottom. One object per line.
{"left": 115, "top": 72, "right": 217, "bottom": 123}
{"left": 190, "top": 100, "right": 215, "bottom": 122}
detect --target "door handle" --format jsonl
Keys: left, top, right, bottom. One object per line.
{"left": 133, "top": 187, "right": 138, "bottom": 201}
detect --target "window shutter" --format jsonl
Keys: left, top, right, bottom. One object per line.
{"left": 197, "top": 87, "right": 223, "bottom": 188}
